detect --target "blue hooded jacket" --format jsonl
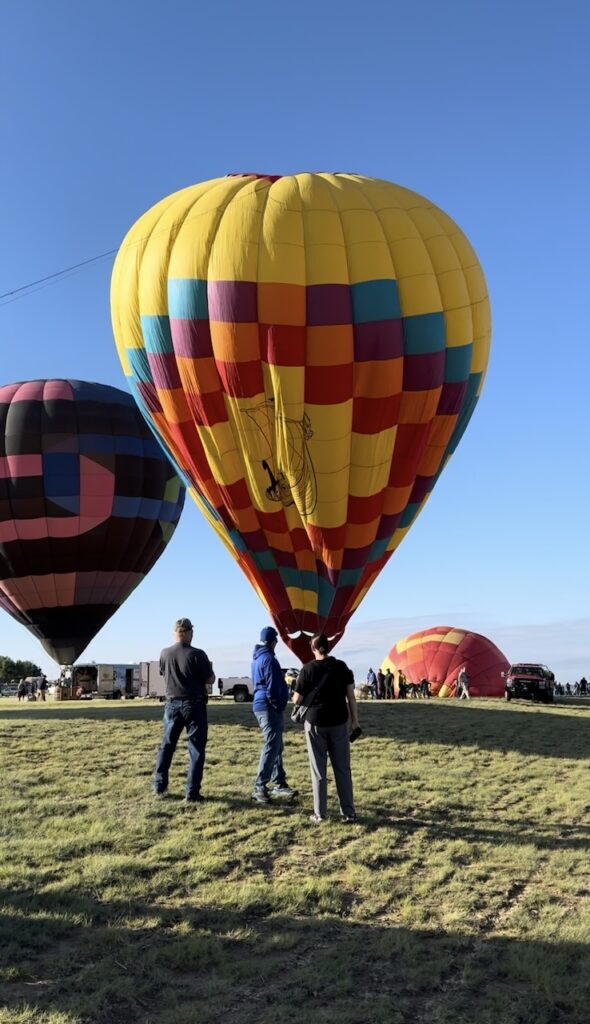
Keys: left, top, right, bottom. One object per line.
{"left": 251, "top": 644, "right": 289, "bottom": 712}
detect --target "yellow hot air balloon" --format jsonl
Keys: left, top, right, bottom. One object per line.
{"left": 111, "top": 173, "right": 490, "bottom": 662}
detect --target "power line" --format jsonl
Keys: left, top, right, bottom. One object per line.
{"left": 0, "top": 247, "right": 119, "bottom": 302}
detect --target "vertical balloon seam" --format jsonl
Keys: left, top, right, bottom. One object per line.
{"left": 292, "top": 173, "right": 314, "bottom": 639}
{"left": 263, "top": 176, "right": 311, "bottom": 638}
{"left": 225, "top": 177, "right": 283, "bottom": 627}
{"left": 312, "top": 172, "right": 351, "bottom": 636}
{"left": 326, "top": 174, "right": 365, "bottom": 629}
{"left": 344, "top": 176, "right": 403, "bottom": 618}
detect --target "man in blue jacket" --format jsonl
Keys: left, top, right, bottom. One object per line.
{"left": 251, "top": 626, "right": 298, "bottom": 804}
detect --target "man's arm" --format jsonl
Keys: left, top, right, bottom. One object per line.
{"left": 346, "top": 683, "right": 359, "bottom": 729}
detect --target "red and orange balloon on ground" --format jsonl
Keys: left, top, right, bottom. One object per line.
{"left": 111, "top": 173, "right": 491, "bottom": 661}
{"left": 382, "top": 626, "right": 509, "bottom": 697}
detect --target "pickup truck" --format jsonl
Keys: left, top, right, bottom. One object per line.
{"left": 503, "top": 663, "right": 555, "bottom": 704}
{"left": 217, "top": 676, "right": 253, "bottom": 703}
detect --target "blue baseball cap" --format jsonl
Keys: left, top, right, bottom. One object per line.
{"left": 260, "top": 626, "right": 278, "bottom": 643}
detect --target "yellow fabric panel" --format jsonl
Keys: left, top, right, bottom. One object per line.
{"left": 444, "top": 306, "right": 474, "bottom": 348}
{"left": 286, "top": 586, "right": 318, "bottom": 614}
{"left": 303, "top": 242, "right": 350, "bottom": 286}
{"left": 471, "top": 321, "right": 491, "bottom": 373}
{"left": 348, "top": 458, "right": 392, "bottom": 499}
{"left": 442, "top": 630, "right": 466, "bottom": 645}
{"left": 304, "top": 208, "right": 347, "bottom": 247}
{"left": 258, "top": 179, "right": 306, "bottom": 286}
{"left": 207, "top": 179, "right": 270, "bottom": 282}
{"left": 397, "top": 274, "right": 443, "bottom": 317}
{"left": 307, "top": 431, "right": 351, "bottom": 475}
{"left": 111, "top": 190, "right": 186, "bottom": 368}
{"left": 436, "top": 268, "right": 471, "bottom": 313}
{"left": 167, "top": 179, "right": 244, "bottom": 281}
{"left": 424, "top": 234, "right": 462, "bottom": 274}
{"left": 385, "top": 235, "right": 436, "bottom": 280}
{"left": 346, "top": 241, "right": 397, "bottom": 285}
{"left": 464, "top": 263, "right": 488, "bottom": 304}
{"left": 350, "top": 426, "right": 396, "bottom": 471}
{"left": 436, "top": 222, "right": 478, "bottom": 267}
{"left": 266, "top": 364, "right": 305, "bottom": 415}
{"left": 377, "top": 207, "right": 422, "bottom": 247}
{"left": 309, "top": 469, "right": 351, "bottom": 528}
{"left": 196, "top": 422, "right": 243, "bottom": 488}
{"left": 137, "top": 183, "right": 224, "bottom": 315}
{"left": 407, "top": 205, "right": 450, "bottom": 240}
{"left": 305, "top": 401, "right": 353, "bottom": 446}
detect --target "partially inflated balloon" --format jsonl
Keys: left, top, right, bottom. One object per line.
{"left": 382, "top": 626, "right": 509, "bottom": 697}
{"left": 0, "top": 380, "right": 185, "bottom": 663}
{"left": 111, "top": 173, "right": 490, "bottom": 661}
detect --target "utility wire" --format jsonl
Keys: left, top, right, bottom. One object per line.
{"left": 0, "top": 247, "right": 119, "bottom": 302}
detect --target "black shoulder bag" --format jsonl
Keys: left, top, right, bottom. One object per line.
{"left": 290, "top": 666, "right": 333, "bottom": 724}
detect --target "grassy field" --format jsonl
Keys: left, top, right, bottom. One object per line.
{"left": 0, "top": 697, "right": 588, "bottom": 1024}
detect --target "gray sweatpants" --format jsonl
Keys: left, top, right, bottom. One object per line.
{"left": 304, "top": 721, "right": 355, "bottom": 818}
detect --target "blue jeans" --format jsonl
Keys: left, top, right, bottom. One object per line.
{"left": 254, "top": 708, "right": 287, "bottom": 788}
{"left": 154, "top": 699, "right": 208, "bottom": 798}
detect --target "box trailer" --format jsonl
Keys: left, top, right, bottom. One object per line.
{"left": 140, "top": 661, "right": 166, "bottom": 700}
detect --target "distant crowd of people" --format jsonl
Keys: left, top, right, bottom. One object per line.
{"left": 364, "top": 665, "right": 471, "bottom": 700}
{"left": 554, "top": 677, "right": 587, "bottom": 696}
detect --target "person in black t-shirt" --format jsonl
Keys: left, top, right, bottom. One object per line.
{"left": 153, "top": 618, "right": 215, "bottom": 803}
{"left": 293, "top": 634, "right": 360, "bottom": 823}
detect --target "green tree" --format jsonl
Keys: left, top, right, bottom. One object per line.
{"left": 0, "top": 656, "right": 42, "bottom": 684}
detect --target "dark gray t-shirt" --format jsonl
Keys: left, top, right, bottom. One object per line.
{"left": 159, "top": 642, "right": 212, "bottom": 701}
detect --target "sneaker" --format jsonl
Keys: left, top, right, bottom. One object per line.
{"left": 309, "top": 813, "right": 326, "bottom": 823}
{"left": 184, "top": 794, "right": 205, "bottom": 804}
{"left": 152, "top": 787, "right": 167, "bottom": 799}
{"left": 271, "top": 785, "right": 299, "bottom": 799}
{"left": 341, "top": 814, "right": 357, "bottom": 824}
{"left": 251, "top": 786, "right": 271, "bottom": 805}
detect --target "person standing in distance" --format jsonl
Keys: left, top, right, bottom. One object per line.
{"left": 251, "top": 626, "right": 298, "bottom": 805}
{"left": 293, "top": 634, "right": 359, "bottom": 824}
{"left": 456, "top": 665, "right": 471, "bottom": 699}
{"left": 153, "top": 618, "right": 215, "bottom": 803}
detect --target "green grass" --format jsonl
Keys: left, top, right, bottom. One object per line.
{"left": 0, "top": 698, "right": 588, "bottom": 1024}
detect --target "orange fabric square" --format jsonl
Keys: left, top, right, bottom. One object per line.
{"left": 398, "top": 388, "right": 441, "bottom": 424}
{"left": 258, "top": 283, "right": 306, "bottom": 325}
{"left": 306, "top": 325, "right": 354, "bottom": 366}
{"left": 210, "top": 322, "right": 260, "bottom": 363}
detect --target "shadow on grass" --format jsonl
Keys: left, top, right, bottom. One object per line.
{"left": 1, "top": 701, "right": 589, "bottom": 760}
{"left": 0, "top": 883, "right": 588, "bottom": 1024}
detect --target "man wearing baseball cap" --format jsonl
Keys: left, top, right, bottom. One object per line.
{"left": 251, "top": 626, "right": 297, "bottom": 804}
{"left": 153, "top": 618, "right": 215, "bottom": 803}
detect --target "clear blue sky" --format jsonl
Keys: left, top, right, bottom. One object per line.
{"left": 1, "top": 0, "right": 588, "bottom": 682}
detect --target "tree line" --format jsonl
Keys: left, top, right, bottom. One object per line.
{"left": 0, "top": 656, "right": 43, "bottom": 684}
